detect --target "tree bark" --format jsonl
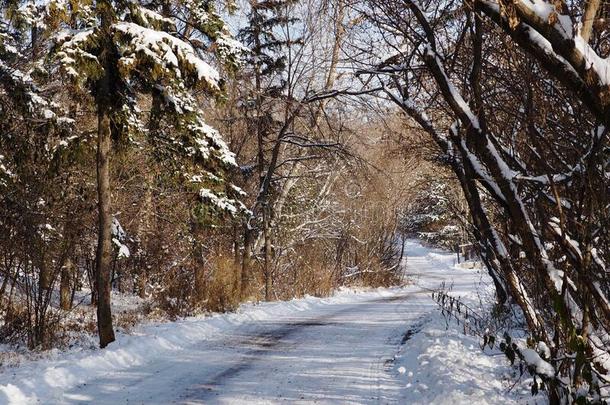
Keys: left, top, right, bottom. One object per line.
{"left": 60, "top": 257, "right": 73, "bottom": 310}
{"left": 263, "top": 206, "right": 272, "bottom": 301}
{"left": 137, "top": 268, "right": 147, "bottom": 299}
{"left": 135, "top": 87, "right": 164, "bottom": 299}
{"left": 94, "top": 0, "right": 116, "bottom": 349}
{"left": 241, "top": 226, "right": 254, "bottom": 297}
{"left": 580, "top": 0, "right": 601, "bottom": 43}
{"left": 95, "top": 105, "right": 116, "bottom": 348}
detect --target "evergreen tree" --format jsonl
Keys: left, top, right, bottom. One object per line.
{"left": 39, "top": 0, "right": 247, "bottom": 347}
{"left": 238, "top": 0, "right": 300, "bottom": 300}
{"left": 0, "top": 0, "right": 82, "bottom": 348}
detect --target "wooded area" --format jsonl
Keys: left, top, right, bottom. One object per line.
{"left": 1, "top": 0, "right": 609, "bottom": 403}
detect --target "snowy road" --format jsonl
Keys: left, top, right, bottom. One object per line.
{"left": 64, "top": 291, "right": 432, "bottom": 404}
{"left": 2, "top": 241, "right": 532, "bottom": 404}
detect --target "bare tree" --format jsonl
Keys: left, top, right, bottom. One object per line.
{"left": 356, "top": 0, "right": 610, "bottom": 400}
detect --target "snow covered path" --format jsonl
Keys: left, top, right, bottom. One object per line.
{"left": 0, "top": 241, "right": 536, "bottom": 404}
{"left": 76, "top": 291, "right": 429, "bottom": 404}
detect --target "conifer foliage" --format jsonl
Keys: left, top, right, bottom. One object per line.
{"left": 51, "top": 0, "right": 246, "bottom": 347}
{"left": 1, "top": 0, "right": 247, "bottom": 348}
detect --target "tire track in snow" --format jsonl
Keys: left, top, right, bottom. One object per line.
{"left": 182, "top": 292, "right": 424, "bottom": 404}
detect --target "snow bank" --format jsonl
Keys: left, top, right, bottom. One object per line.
{"left": 0, "top": 286, "right": 404, "bottom": 404}
{"left": 393, "top": 317, "right": 524, "bottom": 404}
{"left": 392, "top": 241, "right": 548, "bottom": 404}
{"left": 0, "top": 240, "right": 544, "bottom": 404}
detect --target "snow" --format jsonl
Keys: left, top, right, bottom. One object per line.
{"left": 198, "top": 188, "right": 243, "bottom": 214}
{"left": 548, "top": 217, "right": 582, "bottom": 260}
{"left": 520, "top": 0, "right": 572, "bottom": 38}
{"left": 536, "top": 341, "right": 551, "bottom": 360}
{"left": 574, "top": 34, "right": 610, "bottom": 86}
{"left": 423, "top": 45, "right": 480, "bottom": 129}
{"left": 510, "top": 0, "right": 610, "bottom": 86}
{"left": 133, "top": 6, "right": 175, "bottom": 29}
{"left": 520, "top": 347, "right": 555, "bottom": 378}
{"left": 591, "top": 248, "right": 606, "bottom": 271}
{"left": 459, "top": 139, "right": 505, "bottom": 201}
{"left": 0, "top": 155, "right": 8, "bottom": 177}
{"left": 110, "top": 218, "right": 131, "bottom": 259}
{"left": 525, "top": 25, "right": 578, "bottom": 77}
{"left": 0, "top": 241, "right": 540, "bottom": 404}
{"left": 117, "top": 244, "right": 130, "bottom": 259}
{"left": 396, "top": 327, "right": 520, "bottom": 404}
{"left": 56, "top": 29, "right": 97, "bottom": 72}
{"left": 392, "top": 244, "right": 546, "bottom": 404}
{"left": 114, "top": 22, "right": 220, "bottom": 90}
{"left": 593, "top": 282, "right": 610, "bottom": 312}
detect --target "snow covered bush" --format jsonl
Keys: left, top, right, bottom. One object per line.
{"left": 400, "top": 180, "right": 465, "bottom": 250}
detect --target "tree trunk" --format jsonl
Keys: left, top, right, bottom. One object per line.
{"left": 241, "top": 5, "right": 264, "bottom": 300}
{"left": 193, "top": 240, "right": 206, "bottom": 303}
{"left": 60, "top": 257, "right": 73, "bottom": 310}
{"left": 136, "top": 89, "right": 163, "bottom": 299}
{"left": 94, "top": 0, "right": 116, "bottom": 349}
{"left": 88, "top": 257, "right": 97, "bottom": 306}
{"left": 39, "top": 259, "right": 51, "bottom": 291}
{"left": 241, "top": 226, "right": 254, "bottom": 298}
{"left": 263, "top": 206, "right": 272, "bottom": 301}
{"left": 312, "top": 0, "right": 345, "bottom": 126}
{"left": 35, "top": 259, "right": 49, "bottom": 347}
{"left": 137, "top": 269, "right": 147, "bottom": 299}
{"left": 95, "top": 100, "right": 116, "bottom": 348}
{"left": 580, "top": 0, "right": 601, "bottom": 43}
